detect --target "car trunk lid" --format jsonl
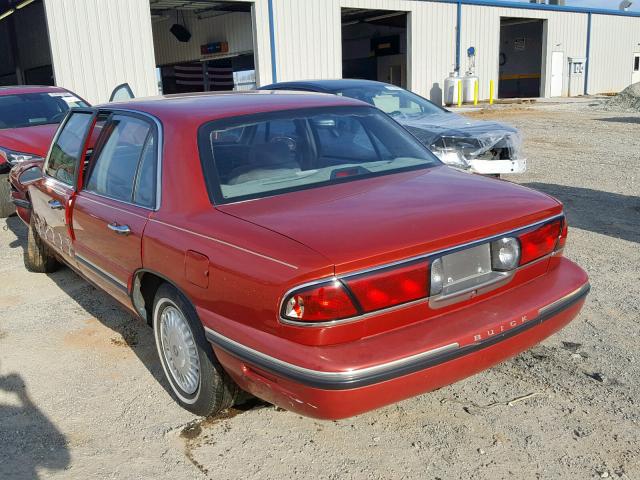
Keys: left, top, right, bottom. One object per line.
{"left": 217, "top": 166, "right": 562, "bottom": 274}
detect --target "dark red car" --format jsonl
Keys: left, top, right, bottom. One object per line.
{"left": 13, "top": 92, "right": 589, "bottom": 419}
{"left": 0, "top": 85, "right": 88, "bottom": 217}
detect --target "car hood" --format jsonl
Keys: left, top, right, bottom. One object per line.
{"left": 0, "top": 124, "right": 58, "bottom": 158}
{"left": 218, "top": 166, "right": 562, "bottom": 272}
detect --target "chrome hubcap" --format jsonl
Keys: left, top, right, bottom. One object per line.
{"left": 159, "top": 305, "right": 200, "bottom": 395}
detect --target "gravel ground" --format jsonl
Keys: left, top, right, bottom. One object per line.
{"left": 1, "top": 100, "right": 639, "bottom": 480}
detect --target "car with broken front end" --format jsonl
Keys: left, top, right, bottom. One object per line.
{"left": 14, "top": 91, "right": 589, "bottom": 420}
{"left": 0, "top": 85, "right": 89, "bottom": 218}
{"left": 261, "top": 79, "right": 526, "bottom": 177}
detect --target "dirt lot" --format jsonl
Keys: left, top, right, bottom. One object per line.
{"left": 1, "top": 100, "right": 639, "bottom": 480}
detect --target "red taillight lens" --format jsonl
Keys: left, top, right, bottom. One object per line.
{"left": 518, "top": 219, "right": 562, "bottom": 265}
{"left": 345, "top": 262, "right": 429, "bottom": 313}
{"left": 282, "top": 281, "right": 358, "bottom": 322}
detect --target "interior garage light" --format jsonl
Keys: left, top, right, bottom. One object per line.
{"left": 16, "top": 0, "right": 36, "bottom": 9}
{"left": 0, "top": 8, "right": 14, "bottom": 20}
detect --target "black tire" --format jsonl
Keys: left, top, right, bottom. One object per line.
{"left": 153, "top": 283, "right": 239, "bottom": 416}
{"left": 24, "top": 217, "right": 60, "bottom": 273}
{"left": 0, "top": 174, "right": 15, "bottom": 218}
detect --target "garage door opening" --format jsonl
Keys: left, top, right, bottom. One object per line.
{"left": 0, "top": 0, "right": 54, "bottom": 86}
{"left": 150, "top": 0, "right": 257, "bottom": 94}
{"left": 498, "top": 17, "right": 545, "bottom": 98}
{"left": 341, "top": 8, "right": 408, "bottom": 88}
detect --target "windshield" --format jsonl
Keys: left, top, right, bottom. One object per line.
{"left": 335, "top": 85, "right": 445, "bottom": 117}
{"left": 199, "top": 106, "right": 441, "bottom": 203}
{"left": 0, "top": 92, "right": 88, "bottom": 129}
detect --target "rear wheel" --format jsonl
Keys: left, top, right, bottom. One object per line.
{"left": 153, "top": 283, "right": 239, "bottom": 416}
{"left": 24, "top": 217, "right": 60, "bottom": 273}
{"left": 0, "top": 174, "right": 15, "bottom": 218}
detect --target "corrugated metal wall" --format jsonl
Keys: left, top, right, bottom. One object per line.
{"left": 270, "top": 0, "right": 457, "bottom": 101}
{"left": 44, "top": 0, "right": 159, "bottom": 104}
{"left": 460, "top": 4, "right": 588, "bottom": 99}
{"left": 588, "top": 14, "right": 640, "bottom": 94}
{"left": 38, "top": 0, "right": 640, "bottom": 103}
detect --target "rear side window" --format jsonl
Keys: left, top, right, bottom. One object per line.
{"left": 84, "top": 114, "right": 156, "bottom": 207}
{"left": 45, "top": 112, "right": 94, "bottom": 185}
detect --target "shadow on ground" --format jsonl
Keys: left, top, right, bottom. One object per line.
{"left": 524, "top": 183, "right": 640, "bottom": 244}
{"left": 0, "top": 363, "right": 70, "bottom": 479}
{"left": 5, "top": 216, "right": 170, "bottom": 396}
{"left": 4, "top": 216, "right": 264, "bottom": 423}
{"left": 596, "top": 116, "right": 640, "bottom": 125}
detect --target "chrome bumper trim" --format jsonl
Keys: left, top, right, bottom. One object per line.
{"left": 205, "top": 282, "right": 589, "bottom": 390}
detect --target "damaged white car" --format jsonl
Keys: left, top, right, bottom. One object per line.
{"left": 261, "top": 79, "right": 526, "bottom": 176}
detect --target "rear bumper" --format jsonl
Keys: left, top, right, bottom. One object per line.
{"left": 469, "top": 158, "right": 527, "bottom": 175}
{"left": 204, "top": 258, "right": 588, "bottom": 419}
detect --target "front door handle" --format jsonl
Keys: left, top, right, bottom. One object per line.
{"left": 107, "top": 223, "right": 131, "bottom": 236}
{"left": 48, "top": 199, "right": 64, "bottom": 210}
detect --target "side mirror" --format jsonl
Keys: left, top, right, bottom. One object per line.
{"left": 18, "top": 165, "right": 43, "bottom": 184}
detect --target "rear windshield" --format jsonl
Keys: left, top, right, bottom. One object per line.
{"left": 199, "top": 106, "right": 441, "bottom": 203}
{"left": 0, "top": 92, "right": 88, "bottom": 129}
{"left": 336, "top": 85, "right": 445, "bottom": 117}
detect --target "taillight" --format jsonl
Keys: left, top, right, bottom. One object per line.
{"left": 518, "top": 219, "right": 562, "bottom": 265}
{"left": 345, "top": 262, "right": 428, "bottom": 313}
{"left": 282, "top": 280, "right": 358, "bottom": 322}
{"left": 282, "top": 262, "right": 429, "bottom": 323}
{"left": 490, "top": 237, "right": 520, "bottom": 271}
{"left": 557, "top": 218, "right": 569, "bottom": 250}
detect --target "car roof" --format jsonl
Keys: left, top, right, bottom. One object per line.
{"left": 261, "top": 79, "right": 392, "bottom": 93}
{"left": 101, "top": 90, "right": 369, "bottom": 123}
{"left": 0, "top": 85, "right": 72, "bottom": 96}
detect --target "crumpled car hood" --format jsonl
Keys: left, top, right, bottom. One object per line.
{"left": 394, "top": 111, "right": 522, "bottom": 162}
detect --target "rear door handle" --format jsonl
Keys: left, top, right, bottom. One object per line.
{"left": 107, "top": 223, "right": 131, "bottom": 236}
{"left": 48, "top": 199, "right": 64, "bottom": 210}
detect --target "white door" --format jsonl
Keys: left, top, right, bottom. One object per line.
{"left": 550, "top": 51, "right": 564, "bottom": 97}
{"left": 633, "top": 53, "right": 640, "bottom": 85}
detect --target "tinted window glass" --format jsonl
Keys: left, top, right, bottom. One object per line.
{"left": 45, "top": 112, "right": 93, "bottom": 185}
{"left": 336, "top": 85, "right": 444, "bottom": 116}
{"left": 85, "top": 115, "right": 153, "bottom": 204}
{"left": 635, "top": 56, "right": 640, "bottom": 72}
{"left": 315, "top": 116, "right": 378, "bottom": 162}
{"left": 133, "top": 134, "right": 157, "bottom": 208}
{"left": 0, "top": 92, "right": 88, "bottom": 129}
{"left": 200, "top": 106, "right": 440, "bottom": 203}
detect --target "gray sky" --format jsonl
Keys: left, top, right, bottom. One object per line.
{"left": 496, "top": 0, "right": 640, "bottom": 12}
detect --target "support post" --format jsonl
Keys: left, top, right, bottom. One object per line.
{"left": 489, "top": 80, "right": 494, "bottom": 105}
{"left": 455, "top": 0, "right": 462, "bottom": 73}
{"left": 457, "top": 80, "right": 463, "bottom": 107}
{"left": 584, "top": 12, "right": 592, "bottom": 95}
{"left": 267, "top": 0, "right": 278, "bottom": 83}
{"left": 474, "top": 80, "right": 478, "bottom": 105}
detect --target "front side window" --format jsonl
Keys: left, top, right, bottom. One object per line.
{"left": 84, "top": 114, "right": 156, "bottom": 206}
{"left": 336, "top": 85, "right": 445, "bottom": 117}
{"left": 45, "top": 112, "right": 94, "bottom": 185}
{"left": 199, "top": 106, "right": 440, "bottom": 203}
{"left": 0, "top": 92, "right": 88, "bottom": 130}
